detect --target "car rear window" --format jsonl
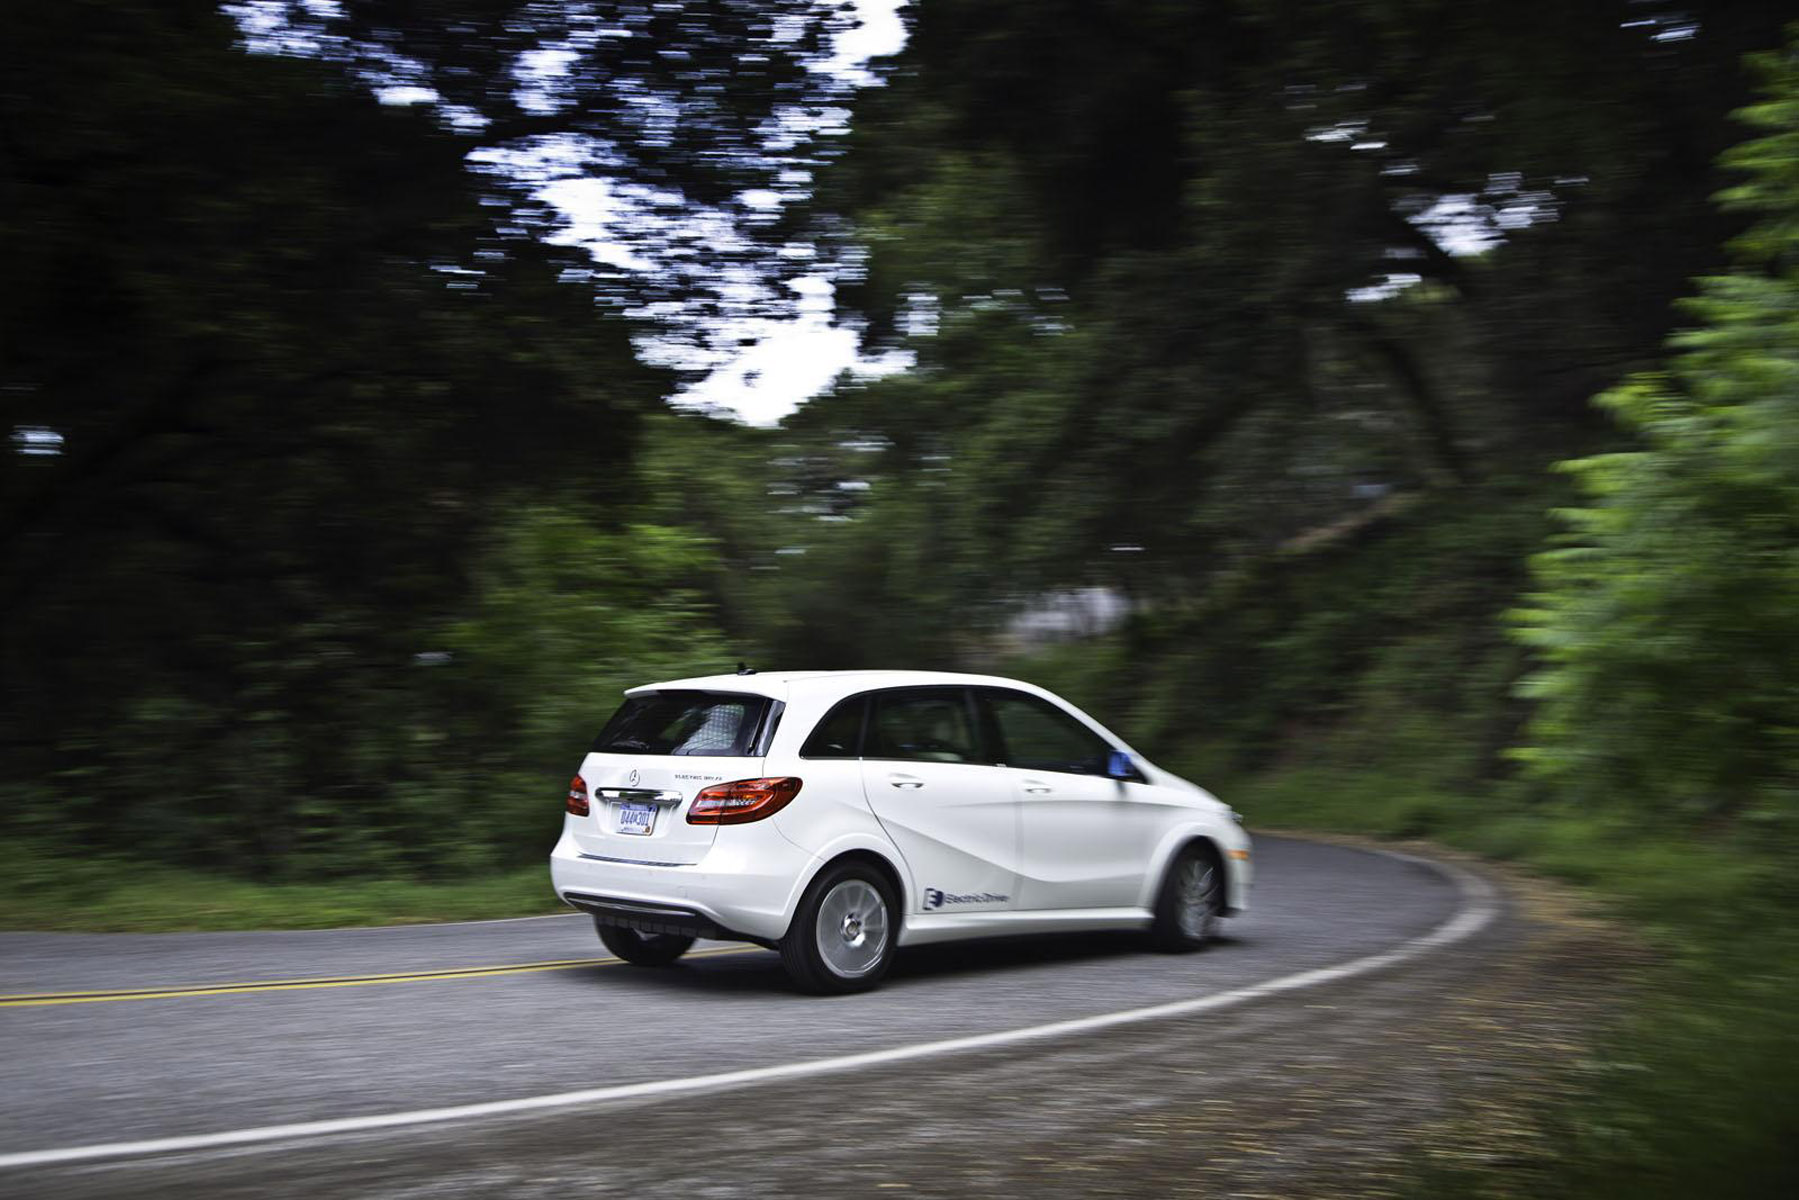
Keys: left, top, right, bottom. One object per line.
{"left": 591, "top": 691, "right": 772, "bottom": 757}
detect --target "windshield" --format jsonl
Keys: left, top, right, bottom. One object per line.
{"left": 591, "top": 691, "right": 772, "bottom": 757}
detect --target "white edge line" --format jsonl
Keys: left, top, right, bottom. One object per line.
{"left": 0, "top": 849, "right": 1498, "bottom": 1172}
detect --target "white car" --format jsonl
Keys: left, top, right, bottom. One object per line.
{"left": 549, "top": 670, "right": 1251, "bottom": 994}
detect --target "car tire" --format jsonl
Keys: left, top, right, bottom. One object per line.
{"left": 780, "top": 861, "right": 897, "bottom": 995}
{"left": 596, "top": 922, "right": 695, "bottom": 967}
{"left": 1148, "top": 842, "right": 1222, "bottom": 953}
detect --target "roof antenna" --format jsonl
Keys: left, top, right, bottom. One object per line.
{"left": 736, "top": 661, "right": 756, "bottom": 675}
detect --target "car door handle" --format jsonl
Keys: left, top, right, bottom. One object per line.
{"left": 1021, "top": 780, "right": 1053, "bottom": 793}
{"left": 888, "top": 775, "right": 924, "bottom": 789}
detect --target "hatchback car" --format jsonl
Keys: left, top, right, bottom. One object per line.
{"left": 549, "top": 670, "right": 1250, "bottom": 993}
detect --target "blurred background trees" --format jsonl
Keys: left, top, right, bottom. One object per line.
{"left": 1515, "top": 43, "right": 1799, "bottom": 830}
{"left": 801, "top": 0, "right": 1787, "bottom": 621}
{"left": 757, "top": 0, "right": 1797, "bottom": 823}
{"left": 2, "top": 1, "right": 1795, "bottom": 877}
{"left": 0, "top": 0, "right": 770, "bottom": 872}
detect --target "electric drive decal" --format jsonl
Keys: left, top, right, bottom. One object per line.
{"left": 922, "top": 888, "right": 1008, "bottom": 910}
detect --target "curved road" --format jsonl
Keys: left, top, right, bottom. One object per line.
{"left": 0, "top": 837, "right": 1502, "bottom": 1197}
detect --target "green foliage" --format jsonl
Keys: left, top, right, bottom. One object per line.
{"left": 1007, "top": 483, "right": 1551, "bottom": 796}
{"left": 444, "top": 512, "right": 730, "bottom": 753}
{"left": 0, "top": 836, "right": 559, "bottom": 932}
{"left": 1513, "top": 40, "right": 1799, "bottom": 827}
{"left": 0, "top": 504, "right": 733, "bottom": 879}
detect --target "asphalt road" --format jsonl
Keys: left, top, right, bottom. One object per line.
{"left": 0, "top": 836, "right": 1497, "bottom": 1197}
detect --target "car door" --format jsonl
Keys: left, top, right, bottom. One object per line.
{"left": 979, "top": 688, "right": 1156, "bottom": 910}
{"left": 859, "top": 687, "right": 1019, "bottom": 915}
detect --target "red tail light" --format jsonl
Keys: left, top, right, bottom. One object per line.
{"left": 686, "top": 777, "right": 803, "bottom": 825}
{"left": 567, "top": 774, "right": 590, "bottom": 817}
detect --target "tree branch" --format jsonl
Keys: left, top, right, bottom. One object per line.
{"left": 1342, "top": 313, "right": 1472, "bottom": 485}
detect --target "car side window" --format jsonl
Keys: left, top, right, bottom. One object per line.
{"left": 800, "top": 696, "right": 867, "bottom": 758}
{"left": 982, "top": 690, "right": 1113, "bottom": 775}
{"left": 867, "top": 689, "right": 983, "bottom": 764}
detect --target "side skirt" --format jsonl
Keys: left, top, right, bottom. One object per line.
{"left": 897, "top": 907, "right": 1154, "bottom": 947}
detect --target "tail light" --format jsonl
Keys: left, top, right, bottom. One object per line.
{"left": 686, "top": 777, "right": 802, "bottom": 825}
{"left": 566, "top": 774, "right": 590, "bottom": 817}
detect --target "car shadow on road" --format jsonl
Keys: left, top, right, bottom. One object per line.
{"left": 890, "top": 930, "right": 1243, "bottom": 985}
{"left": 564, "top": 930, "right": 1244, "bottom": 997}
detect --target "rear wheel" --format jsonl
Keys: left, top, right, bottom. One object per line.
{"left": 1149, "top": 843, "right": 1222, "bottom": 952}
{"left": 596, "top": 922, "right": 695, "bottom": 967}
{"left": 780, "top": 861, "right": 897, "bottom": 994}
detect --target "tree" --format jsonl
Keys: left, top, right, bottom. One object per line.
{"left": 801, "top": 0, "right": 1789, "bottom": 611}
{"left": 1513, "top": 33, "right": 1799, "bottom": 823}
{"left": 0, "top": 0, "right": 656, "bottom": 871}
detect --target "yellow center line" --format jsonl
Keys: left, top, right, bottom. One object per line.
{"left": 0, "top": 945, "right": 767, "bottom": 1008}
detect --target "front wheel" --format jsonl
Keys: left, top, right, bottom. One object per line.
{"left": 780, "top": 862, "right": 897, "bottom": 994}
{"left": 597, "top": 922, "right": 695, "bottom": 967}
{"left": 1148, "top": 844, "right": 1222, "bottom": 952}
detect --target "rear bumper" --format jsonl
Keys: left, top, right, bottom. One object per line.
{"left": 562, "top": 893, "right": 731, "bottom": 940}
{"left": 549, "top": 821, "right": 814, "bottom": 944}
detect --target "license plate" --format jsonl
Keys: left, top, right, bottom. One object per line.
{"left": 614, "top": 802, "right": 656, "bottom": 836}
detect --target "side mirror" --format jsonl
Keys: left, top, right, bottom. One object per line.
{"left": 1105, "top": 750, "right": 1138, "bottom": 781}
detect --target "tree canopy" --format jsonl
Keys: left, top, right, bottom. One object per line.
{"left": 774, "top": 0, "right": 1791, "bottom": 641}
